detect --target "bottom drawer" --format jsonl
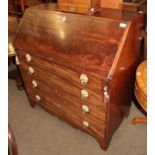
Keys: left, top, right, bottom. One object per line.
{"left": 36, "top": 95, "right": 105, "bottom": 139}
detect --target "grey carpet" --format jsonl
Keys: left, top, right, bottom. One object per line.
{"left": 8, "top": 78, "right": 146, "bottom": 155}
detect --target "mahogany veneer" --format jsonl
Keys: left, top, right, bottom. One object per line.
{"left": 58, "top": 0, "right": 101, "bottom": 14}
{"left": 132, "top": 60, "right": 147, "bottom": 124}
{"left": 14, "top": 3, "right": 144, "bottom": 150}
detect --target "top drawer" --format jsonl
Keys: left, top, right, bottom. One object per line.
{"left": 58, "top": 0, "right": 101, "bottom": 14}
{"left": 17, "top": 50, "right": 104, "bottom": 92}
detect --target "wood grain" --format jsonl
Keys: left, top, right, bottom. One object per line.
{"left": 14, "top": 8, "right": 125, "bottom": 79}
{"left": 20, "top": 73, "right": 106, "bottom": 139}
{"left": 135, "top": 60, "right": 147, "bottom": 111}
{"left": 57, "top": 0, "right": 101, "bottom": 14}
{"left": 101, "top": 0, "right": 122, "bottom": 9}
{"left": 8, "top": 125, "right": 18, "bottom": 155}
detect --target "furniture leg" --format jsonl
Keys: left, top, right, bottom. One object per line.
{"left": 132, "top": 117, "right": 147, "bottom": 124}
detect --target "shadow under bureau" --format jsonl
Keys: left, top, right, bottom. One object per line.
{"left": 14, "top": 3, "right": 144, "bottom": 150}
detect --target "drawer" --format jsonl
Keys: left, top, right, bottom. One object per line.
{"left": 38, "top": 93, "right": 106, "bottom": 139}
{"left": 17, "top": 50, "right": 104, "bottom": 92}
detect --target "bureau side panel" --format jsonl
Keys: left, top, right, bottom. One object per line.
{"left": 106, "top": 14, "right": 144, "bottom": 141}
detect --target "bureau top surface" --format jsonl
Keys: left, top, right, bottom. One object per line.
{"left": 14, "top": 3, "right": 142, "bottom": 79}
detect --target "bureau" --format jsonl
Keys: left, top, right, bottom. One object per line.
{"left": 14, "top": 3, "right": 144, "bottom": 150}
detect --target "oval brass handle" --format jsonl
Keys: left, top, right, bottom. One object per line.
{"left": 82, "top": 105, "right": 89, "bottom": 113}
{"left": 81, "top": 90, "right": 89, "bottom": 99}
{"left": 25, "top": 54, "right": 31, "bottom": 62}
{"left": 80, "top": 74, "right": 88, "bottom": 85}
{"left": 83, "top": 121, "right": 89, "bottom": 128}
{"left": 35, "top": 95, "right": 41, "bottom": 101}
{"left": 28, "top": 67, "right": 34, "bottom": 75}
{"left": 32, "top": 80, "right": 38, "bottom": 88}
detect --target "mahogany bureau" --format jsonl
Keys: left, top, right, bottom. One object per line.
{"left": 14, "top": 3, "right": 144, "bottom": 150}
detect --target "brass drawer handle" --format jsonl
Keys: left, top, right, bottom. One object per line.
{"left": 81, "top": 90, "right": 89, "bottom": 99}
{"left": 83, "top": 121, "right": 89, "bottom": 128}
{"left": 35, "top": 95, "right": 41, "bottom": 101}
{"left": 80, "top": 74, "right": 88, "bottom": 85}
{"left": 32, "top": 80, "right": 38, "bottom": 88}
{"left": 82, "top": 105, "right": 89, "bottom": 113}
{"left": 25, "top": 54, "right": 31, "bottom": 62}
{"left": 28, "top": 67, "right": 34, "bottom": 75}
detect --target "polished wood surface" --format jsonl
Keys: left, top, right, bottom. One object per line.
{"left": 122, "top": 0, "right": 147, "bottom": 12}
{"left": 20, "top": 0, "right": 25, "bottom": 13}
{"left": 18, "top": 49, "right": 107, "bottom": 139}
{"left": 144, "top": 31, "right": 147, "bottom": 59}
{"left": 101, "top": 0, "right": 122, "bottom": 9}
{"left": 32, "top": 3, "right": 143, "bottom": 21}
{"left": 58, "top": 0, "right": 101, "bottom": 14}
{"left": 132, "top": 60, "right": 147, "bottom": 124}
{"left": 132, "top": 117, "right": 147, "bottom": 124}
{"left": 8, "top": 125, "right": 18, "bottom": 155}
{"left": 14, "top": 3, "right": 144, "bottom": 150}
{"left": 135, "top": 60, "right": 147, "bottom": 111}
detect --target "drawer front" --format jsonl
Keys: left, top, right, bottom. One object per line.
{"left": 21, "top": 72, "right": 106, "bottom": 121}
{"left": 17, "top": 50, "right": 107, "bottom": 138}
{"left": 17, "top": 50, "right": 107, "bottom": 109}
{"left": 20, "top": 70, "right": 106, "bottom": 138}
